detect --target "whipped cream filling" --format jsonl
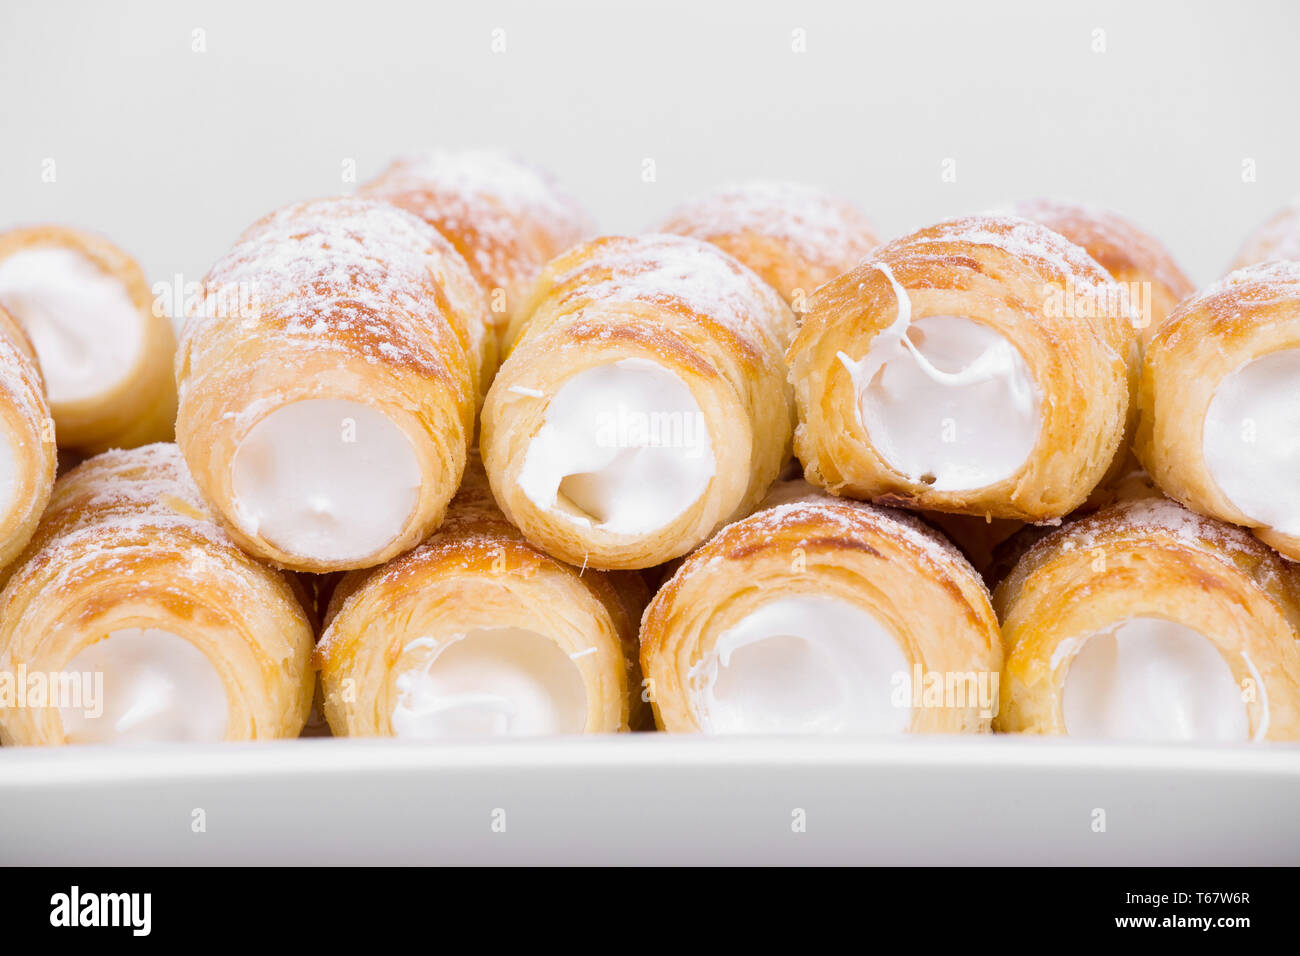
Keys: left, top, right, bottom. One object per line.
{"left": 231, "top": 399, "right": 420, "bottom": 563}
{"left": 1203, "top": 349, "right": 1300, "bottom": 537}
{"left": 838, "top": 263, "right": 1040, "bottom": 491}
{"left": 688, "top": 595, "right": 912, "bottom": 734}
{"left": 391, "top": 628, "right": 588, "bottom": 737}
{"left": 0, "top": 247, "right": 143, "bottom": 404}
{"left": 59, "top": 628, "right": 229, "bottom": 744}
{"left": 516, "top": 358, "right": 715, "bottom": 536}
{"left": 1060, "top": 616, "right": 1250, "bottom": 741}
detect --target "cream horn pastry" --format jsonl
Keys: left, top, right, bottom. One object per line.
{"left": 1011, "top": 198, "right": 1194, "bottom": 346}
{"left": 316, "top": 461, "right": 647, "bottom": 737}
{"left": 175, "top": 197, "right": 494, "bottom": 573}
{"left": 789, "top": 215, "right": 1140, "bottom": 521}
{"left": 994, "top": 495, "right": 1300, "bottom": 740}
{"left": 0, "top": 226, "right": 176, "bottom": 453}
{"left": 0, "top": 444, "right": 314, "bottom": 745}
{"left": 361, "top": 148, "right": 591, "bottom": 349}
{"left": 1135, "top": 261, "right": 1300, "bottom": 560}
{"left": 0, "top": 306, "right": 55, "bottom": 570}
{"left": 657, "top": 180, "right": 879, "bottom": 311}
{"left": 482, "top": 234, "right": 796, "bottom": 570}
{"left": 1230, "top": 198, "right": 1300, "bottom": 271}
{"left": 641, "top": 480, "right": 1002, "bottom": 733}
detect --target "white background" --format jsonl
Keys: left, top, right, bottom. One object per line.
{"left": 1, "top": 0, "right": 1297, "bottom": 290}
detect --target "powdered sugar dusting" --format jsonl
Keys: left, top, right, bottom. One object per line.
{"left": 361, "top": 149, "right": 591, "bottom": 308}
{"left": 371, "top": 149, "right": 589, "bottom": 241}
{"left": 670, "top": 478, "right": 988, "bottom": 601}
{"left": 0, "top": 444, "right": 271, "bottom": 605}
{"left": 1016, "top": 494, "right": 1296, "bottom": 599}
{"left": 660, "top": 180, "right": 879, "bottom": 273}
{"left": 879, "top": 215, "right": 1139, "bottom": 356}
{"left": 548, "top": 234, "right": 794, "bottom": 357}
{"left": 0, "top": 322, "right": 46, "bottom": 433}
{"left": 906, "top": 215, "right": 1115, "bottom": 295}
{"left": 181, "top": 197, "right": 484, "bottom": 383}
{"left": 1009, "top": 198, "right": 1193, "bottom": 299}
{"left": 1198, "top": 258, "right": 1300, "bottom": 305}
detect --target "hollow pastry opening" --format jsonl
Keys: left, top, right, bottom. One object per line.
{"left": 687, "top": 595, "right": 912, "bottom": 734}
{"left": 516, "top": 358, "right": 715, "bottom": 536}
{"left": 843, "top": 315, "right": 1040, "bottom": 491}
{"left": 1202, "top": 349, "right": 1300, "bottom": 537}
{"left": 231, "top": 398, "right": 421, "bottom": 564}
{"left": 1060, "top": 616, "right": 1249, "bottom": 741}
{"left": 391, "top": 627, "right": 588, "bottom": 737}
{"left": 58, "top": 627, "right": 229, "bottom": 744}
{"left": 0, "top": 247, "right": 144, "bottom": 404}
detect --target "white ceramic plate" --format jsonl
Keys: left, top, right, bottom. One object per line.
{"left": 1, "top": 735, "right": 1296, "bottom": 865}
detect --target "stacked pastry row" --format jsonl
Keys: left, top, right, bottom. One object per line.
{"left": 0, "top": 154, "right": 1297, "bottom": 745}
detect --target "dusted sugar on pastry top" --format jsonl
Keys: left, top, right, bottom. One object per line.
{"left": 1230, "top": 198, "right": 1300, "bottom": 271}
{"left": 995, "top": 495, "right": 1300, "bottom": 741}
{"left": 481, "top": 233, "right": 797, "bottom": 570}
{"left": 0, "top": 306, "right": 55, "bottom": 570}
{"left": 315, "top": 462, "right": 647, "bottom": 737}
{"left": 174, "top": 197, "right": 495, "bottom": 573}
{"left": 640, "top": 480, "right": 1002, "bottom": 734}
{"left": 1010, "top": 198, "right": 1194, "bottom": 346}
{"left": 0, "top": 225, "right": 177, "bottom": 454}
{"left": 1136, "top": 260, "right": 1300, "bottom": 560}
{"left": 0, "top": 444, "right": 314, "bottom": 746}
{"left": 657, "top": 180, "right": 879, "bottom": 309}
{"left": 361, "top": 148, "right": 592, "bottom": 349}
{"left": 788, "top": 215, "right": 1141, "bottom": 521}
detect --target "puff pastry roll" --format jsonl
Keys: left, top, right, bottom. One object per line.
{"left": 482, "top": 234, "right": 796, "bottom": 570}
{"left": 175, "top": 197, "right": 493, "bottom": 573}
{"left": 1230, "top": 198, "right": 1300, "bottom": 271}
{"left": 361, "top": 148, "right": 591, "bottom": 348}
{"left": 1011, "top": 198, "right": 1193, "bottom": 345}
{"left": 789, "top": 215, "right": 1140, "bottom": 521}
{"left": 641, "top": 481, "right": 1002, "bottom": 734}
{"left": 994, "top": 495, "right": 1300, "bottom": 740}
{"left": 658, "top": 180, "right": 879, "bottom": 310}
{"left": 0, "top": 444, "right": 314, "bottom": 745}
{"left": 0, "top": 306, "right": 55, "bottom": 570}
{"left": 1136, "top": 261, "right": 1300, "bottom": 559}
{"left": 316, "top": 462, "right": 646, "bottom": 737}
{"left": 0, "top": 226, "right": 176, "bottom": 453}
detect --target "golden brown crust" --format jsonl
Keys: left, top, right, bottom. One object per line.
{"left": 482, "top": 234, "right": 797, "bottom": 569}
{"left": 986, "top": 468, "right": 1163, "bottom": 590}
{"left": 993, "top": 495, "right": 1300, "bottom": 738}
{"left": 640, "top": 480, "right": 1002, "bottom": 733}
{"left": 316, "top": 461, "right": 648, "bottom": 735}
{"left": 361, "top": 149, "right": 591, "bottom": 349}
{"left": 1012, "top": 198, "right": 1194, "bottom": 344}
{"left": 788, "top": 215, "right": 1140, "bottom": 521}
{"left": 1135, "top": 261, "right": 1300, "bottom": 559}
{"left": 0, "top": 306, "right": 56, "bottom": 570}
{"left": 0, "top": 443, "right": 314, "bottom": 745}
{"left": 174, "top": 197, "right": 494, "bottom": 573}
{"left": 0, "top": 225, "right": 177, "bottom": 453}
{"left": 658, "top": 181, "right": 879, "bottom": 311}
